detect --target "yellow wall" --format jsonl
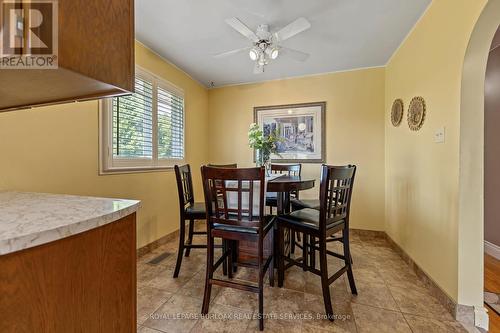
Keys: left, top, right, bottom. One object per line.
{"left": 208, "top": 68, "right": 386, "bottom": 231}
{"left": 385, "top": 0, "right": 486, "bottom": 301}
{"left": 0, "top": 41, "right": 209, "bottom": 248}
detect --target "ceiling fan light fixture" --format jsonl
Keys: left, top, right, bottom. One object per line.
{"left": 249, "top": 48, "right": 260, "bottom": 61}
{"left": 268, "top": 47, "right": 279, "bottom": 60}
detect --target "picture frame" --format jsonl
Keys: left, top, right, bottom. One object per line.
{"left": 253, "top": 102, "right": 326, "bottom": 163}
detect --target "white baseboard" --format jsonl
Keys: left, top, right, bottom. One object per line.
{"left": 475, "top": 306, "right": 489, "bottom": 331}
{"left": 484, "top": 240, "right": 500, "bottom": 260}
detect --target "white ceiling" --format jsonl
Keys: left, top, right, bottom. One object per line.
{"left": 136, "top": 0, "right": 431, "bottom": 88}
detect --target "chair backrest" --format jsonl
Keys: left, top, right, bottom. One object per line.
{"left": 207, "top": 163, "right": 238, "bottom": 168}
{"left": 270, "top": 163, "right": 301, "bottom": 176}
{"left": 318, "top": 165, "right": 356, "bottom": 233}
{"left": 174, "top": 164, "right": 195, "bottom": 212}
{"left": 201, "top": 166, "right": 266, "bottom": 231}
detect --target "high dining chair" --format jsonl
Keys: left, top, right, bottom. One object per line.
{"left": 266, "top": 164, "right": 302, "bottom": 253}
{"left": 276, "top": 165, "right": 358, "bottom": 321}
{"left": 173, "top": 164, "right": 225, "bottom": 278}
{"left": 201, "top": 166, "right": 274, "bottom": 331}
{"left": 208, "top": 163, "right": 238, "bottom": 168}
{"left": 208, "top": 163, "right": 238, "bottom": 272}
{"left": 266, "top": 163, "right": 302, "bottom": 213}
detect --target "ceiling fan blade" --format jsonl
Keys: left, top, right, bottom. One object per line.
{"left": 213, "top": 47, "right": 251, "bottom": 58}
{"left": 280, "top": 47, "right": 310, "bottom": 62}
{"left": 274, "top": 17, "right": 311, "bottom": 42}
{"left": 225, "top": 17, "right": 259, "bottom": 43}
{"left": 253, "top": 63, "right": 264, "bottom": 74}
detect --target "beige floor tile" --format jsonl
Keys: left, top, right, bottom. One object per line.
{"left": 304, "top": 271, "right": 351, "bottom": 302}
{"left": 177, "top": 271, "right": 221, "bottom": 301}
{"left": 245, "top": 316, "right": 304, "bottom": 333}
{"left": 301, "top": 293, "right": 357, "bottom": 332}
{"left": 348, "top": 281, "right": 399, "bottom": 311}
{"left": 137, "top": 325, "right": 164, "bottom": 333}
{"left": 137, "top": 286, "right": 173, "bottom": 324}
{"left": 264, "top": 286, "right": 305, "bottom": 314}
{"left": 142, "top": 294, "right": 201, "bottom": 333}
{"left": 212, "top": 286, "right": 259, "bottom": 312}
{"left": 351, "top": 303, "right": 412, "bottom": 333}
{"left": 191, "top": 304, "right": 253, "bottom": 333}
{"left": 389, "top": 285, "right": 454, "bottom": 320}
{"left": 135, "top": 229, "right": 469, "bottom": 333}
{"left": 404, "top": 314, "right": 468, "bottom": 333}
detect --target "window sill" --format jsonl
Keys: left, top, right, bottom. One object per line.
{"left": 99, "top": 165, "right": 175, "bottom": 175}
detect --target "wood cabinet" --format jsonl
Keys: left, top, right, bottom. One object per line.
{"left": 0, "top": 213, "right": 137, "bottom": 333}
{"left": 0, "top": 0, "right": 134, "bottom": 112}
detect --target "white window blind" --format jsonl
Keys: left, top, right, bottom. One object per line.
{"left": 100, "top": 67, "right": 185, "bottom": 173}
{"left": 157, "top": 84, "right": 184, "bottom": 160}
{"left": 112, "top": 75, "right": 154, "bottom": 159}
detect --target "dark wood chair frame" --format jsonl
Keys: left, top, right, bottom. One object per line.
{"left": 277, "top": 165, "right": 358, "bottom": 321}
{"left": 267, "top": 163, "right": 302, "bottom": 253}
{"left": 201, "top": 166, "right": 274, "bottom": 331}
{"left": 173, "top": 164, "right": 225, "bottom": 278}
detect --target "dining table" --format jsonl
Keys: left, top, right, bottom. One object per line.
{"left": 236, "top": 174, "right": 316, "bottom": 265}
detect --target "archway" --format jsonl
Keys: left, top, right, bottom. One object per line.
{"left": 459, "top": 0, "right": 500, "bottom": 329}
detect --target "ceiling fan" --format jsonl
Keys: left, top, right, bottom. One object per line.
{"left": 214, "top": 17, "right": 311, "bottom": 74}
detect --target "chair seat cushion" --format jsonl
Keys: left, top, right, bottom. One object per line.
{"left": 266, "top": 192, "right": 278, "bottom": 207}
{"left": 277, "top": 208, "right": 344, "bottom": 231}
{"left": 185, "top": 202, "right": 206, "bottom": 217}
{"left": 290, "top": 198, "right": 320, "bottom": 210}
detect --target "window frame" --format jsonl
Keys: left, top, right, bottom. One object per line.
{"left": 99, "top": 66, "right": 185, "bottom": 174}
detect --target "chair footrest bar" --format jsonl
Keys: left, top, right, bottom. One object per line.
{"left": 283, "top": 256, "right": 321, "bottom": 275}
{"left": 213, "top": 249, "right": 231, "bottom": 271}
{"left": 210, "top": 278, "right": 260, "bottom": 293}
{"left": 325, "top": 249, "right": 346, "bottom": 260}
{"left": 328, "top": 266, "right": 348, "bottom": 285}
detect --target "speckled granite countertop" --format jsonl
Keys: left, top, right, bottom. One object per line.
{"left": 0, "top": 192, "right": 140, "bottom": 255}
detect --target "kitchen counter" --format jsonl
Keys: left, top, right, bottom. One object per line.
{"left": 0, "top": 191, "right": 140, "bottom": 255}
{"left": 0, "top": 191, "right": 140, "bottom": 332}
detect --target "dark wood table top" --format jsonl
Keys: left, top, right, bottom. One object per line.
{"left": 267, "top": 175, "right": 315, "bottom": 192}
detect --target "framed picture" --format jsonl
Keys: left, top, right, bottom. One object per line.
{"left": 254, "top": 102, "right": 326, "bottom": 163}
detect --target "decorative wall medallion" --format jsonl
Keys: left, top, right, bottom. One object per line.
{"left": 407, "top": 96, "right": 426, "bottom": 131}
{"left": 391, "top": 99, "right": 404, "bottom": 127}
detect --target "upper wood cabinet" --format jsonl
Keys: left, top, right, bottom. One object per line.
{"left": 0, "top": 0, "right": 134, "bottom": 112}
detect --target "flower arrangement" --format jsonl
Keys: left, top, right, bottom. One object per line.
{"left": 248, "top": 123, "right": 282, "bottom": 168}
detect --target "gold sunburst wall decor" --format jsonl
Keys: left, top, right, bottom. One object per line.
{"left": 407, "top": 96, "right": 426, "bottom": 131}
{"left": 391, "top": 99, "right": 404, "bottom": 127}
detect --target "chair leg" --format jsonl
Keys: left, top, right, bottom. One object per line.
{"left": 258, "top": 240, "right": 264, "bottom": 331}
{"left": 173, "top": 218, "right": 186, "bottom": 278}
{"left": 343, "top": 228, "right": 357, "bottom": 295}
{"left": 319, "top": 239, "right": 334, "bottom": 321}
{"left": 185, "top": 219, "right": 194, "bottom": 257}
{"left": 269, "top": 256, "right": 275, "bottom": 287}
{"left": 201, "top": 232, "right": 214, "bottom": 314}
{"left": 309, "top": 236, "right": 316, "bottom": 270}
{"left": 291, "top": 231, "right": 296, "bottom": 254}
{"left": 222, "top": 239, "right": 228, "bottom": 276}
{"left": 232, "top": 240, "right": 238, "bottom": 273}
{"left": 269, "top": 229, "right": 275, "bottom": 287}
{"left": 277, "top": 226, "right": 284, "bottom": 288}
{"left": 302, "top": 234, "right": 308, "bottom": 271}
{"left": 227, "top": 240, "right": 233, "bottom": 279}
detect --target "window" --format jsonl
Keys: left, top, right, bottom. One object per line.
{"left": 100, "top": 67, "right": 184, "bottom": 173}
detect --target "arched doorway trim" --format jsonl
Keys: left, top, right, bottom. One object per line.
{"left": 459, "top": 0, "right": 500, "bottom": 329}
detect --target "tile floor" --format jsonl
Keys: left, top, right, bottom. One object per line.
{"left": 136, "top": 231, "right": 471, "bottom": 333}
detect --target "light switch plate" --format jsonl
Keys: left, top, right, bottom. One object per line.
{"left": 434, "top": 127, "right": 445, "bottom": 143}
